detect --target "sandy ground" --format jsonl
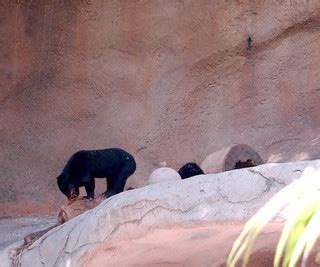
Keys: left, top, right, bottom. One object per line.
{"left": 0, "top": 215, "right": 56, "bottom": 251}
{"left": 84, "top": 222, "right": 279, "bottom": 267}
{"left": 85, "top": 222, "right": 320, "bottom": 267}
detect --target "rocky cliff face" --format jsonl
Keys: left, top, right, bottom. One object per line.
{"left": 1, "top": 0, "right": 320, "bottom": 215}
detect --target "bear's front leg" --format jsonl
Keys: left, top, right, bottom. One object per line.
{"left": 83, "top": 179, "right": 95, "bottom": 200}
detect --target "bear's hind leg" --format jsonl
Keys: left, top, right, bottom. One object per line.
{"left": 103, "top": 166, "right": 133, "bottom": 198}
{"left": 103, "top": 156, "right": 136, "bottom": 198}
{"left": 103, "top": 178, "right": 118, "bottom": 198}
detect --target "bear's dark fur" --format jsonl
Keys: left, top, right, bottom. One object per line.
{"left": 57, "top": 148, "right": 136, "bottom": 200}
{"left": 178, "top": 162, "right": 204, "bottom": 179}
{"left": 234, "top": 159, "right": 255, "bottom": 170}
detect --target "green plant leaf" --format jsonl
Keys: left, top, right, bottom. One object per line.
{"left": 228, "top": 166, "right": 320, "bottom": 267}
{"left": 290, "top": 204, "right": 320, "bottom": 267}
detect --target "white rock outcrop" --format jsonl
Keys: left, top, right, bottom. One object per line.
{"left": 11, "top": 160, "right": 320, "bottom": 267}
{"left": 147, "top": 167, "right": 181, "bottom": 184}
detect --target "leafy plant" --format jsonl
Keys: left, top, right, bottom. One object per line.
{"left": 227, "top": 166, "right": 320, "bottom": 267}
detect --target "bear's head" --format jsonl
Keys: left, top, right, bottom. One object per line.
{"left": 178, "top": 162, "right": 204, "bottom": 179}
{"left": 57, "top": 174, "right": 79, "bottom": 200}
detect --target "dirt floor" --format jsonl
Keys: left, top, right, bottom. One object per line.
{"left": 0, "top": 215, "right": 56, "bottom": 251}
{"left": 83, "top": 222, "right": 320, "bottom": 267}
{"left": 81, "top": 222, "right": 276, "bottom": 266}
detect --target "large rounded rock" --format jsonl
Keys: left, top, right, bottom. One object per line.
{"left": 12, "top": 160, "right": 318, "bottom": 267}
{"left": 201, "top": 144, "right": 264, "bottom": 174}
{"left": 147, "top": 167, "right": 181, "bottom": 185}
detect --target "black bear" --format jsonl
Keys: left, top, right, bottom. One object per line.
{"left": 178, "top": 162, "right": 204, "bottom": 179}
{"left": 234, "top": 159, "right": 255, "bottom": 169}
{"left": 57, "top": 148, "right": 136, "bottom": 200}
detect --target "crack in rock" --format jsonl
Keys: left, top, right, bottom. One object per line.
{"left": 217, "top": 171, "right": 269, "bottom": 204}
{"left": 217, "top": 183, "right": 267, "bottom": 204}
{"left": 248, "top": 169, "right": 287, "bottom": 186}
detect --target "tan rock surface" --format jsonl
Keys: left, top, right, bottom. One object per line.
{"left": 1, "top": 1, "right": 320, "bottom": 216}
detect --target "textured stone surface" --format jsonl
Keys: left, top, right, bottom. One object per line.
{"left": 147, "top": 167, "right": 181, "bottom": 185}
{"left": 11, "top": 160, "right": 318, "bottom": 267}
{"left": 1, "top": 1, "right": 320, "bottom": 215}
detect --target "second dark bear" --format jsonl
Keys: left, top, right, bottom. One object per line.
{"left": 57, "top": 148, "right": 136, "bottom": 200}
{"left": 178, "top": 162, "right": 204, "bottom": 179}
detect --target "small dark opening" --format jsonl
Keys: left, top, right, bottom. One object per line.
{"left": 234, "top": 159, "right": 255, "bottom": 170}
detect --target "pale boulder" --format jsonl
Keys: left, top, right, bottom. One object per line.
{"left": 147, "top": 167, "right": 181, "bottom": 185}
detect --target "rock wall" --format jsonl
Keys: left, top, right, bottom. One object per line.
{"left": 1, "top": 0, "right": 320, "bottom": 215}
